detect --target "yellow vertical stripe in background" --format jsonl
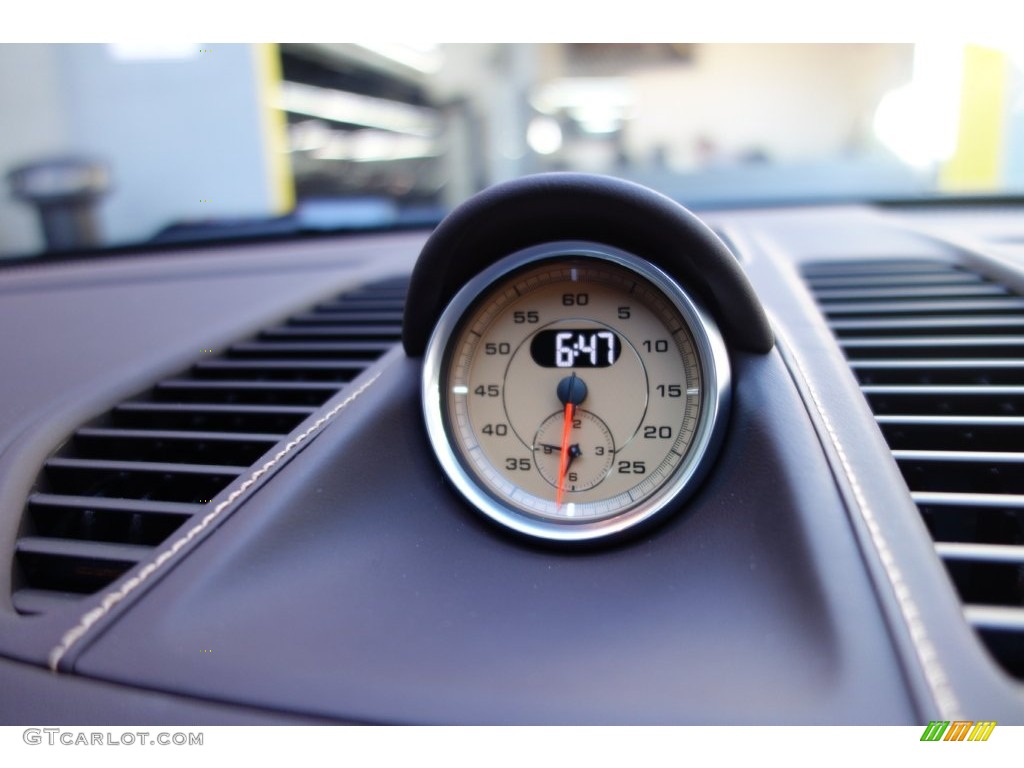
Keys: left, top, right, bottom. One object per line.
{"left": 940, "top": 45, "right": 1008, "bottom": 192}
{"left": 254, "top": 43, "right": 295, "bottom": 214}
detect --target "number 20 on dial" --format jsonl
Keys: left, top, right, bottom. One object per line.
{"left": 422, "top": 242, "right": 730, "bottom": 543}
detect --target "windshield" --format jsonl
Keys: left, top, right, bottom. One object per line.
{"left": 1, "top": 42, "right": 1021, "bottom": 259}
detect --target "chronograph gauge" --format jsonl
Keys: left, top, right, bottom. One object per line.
{"left": 421, "top": 241, "right": 730, "bottom": 542}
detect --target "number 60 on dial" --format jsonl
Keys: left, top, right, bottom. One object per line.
{"left": 421, "top": 241, "right": 730, "bottom": 543}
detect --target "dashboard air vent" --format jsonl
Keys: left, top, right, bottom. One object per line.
{"left": 11, "top": 277, "right": 408, "bottom": 615}
{"left": 802, "top": 258, "right": 1024, "bottom": 681}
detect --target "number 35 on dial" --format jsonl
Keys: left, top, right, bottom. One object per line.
{"left": 422, "top": 242, "right": 730, "bottom": 543}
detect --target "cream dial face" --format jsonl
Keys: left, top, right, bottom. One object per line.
{"left": 423, "top": 244, "right": 729, "bottom": 542}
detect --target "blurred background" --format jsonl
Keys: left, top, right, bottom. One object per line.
{"left": 1, "top": 43, "right": 1023, "bottom": 257}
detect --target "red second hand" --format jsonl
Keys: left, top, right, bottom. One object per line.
{"left": 556, "top": 402, "right": 575, "bottom": 507}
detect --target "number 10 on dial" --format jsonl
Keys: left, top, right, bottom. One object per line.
{"left": 422, "top": 242, "right": 730, "bottom": 543}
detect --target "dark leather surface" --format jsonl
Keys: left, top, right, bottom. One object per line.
{"left": 0, "top": 232, "right": 423, "bottom": 663}
{"left": 0, "top": 655, "right": 323, "bottom": 724}
{"left": 71, "top": 351, "right": 915, "bottom": 723}
{"left": 727, "top": 204, "right": 1024, "bottom": 722}
{"left": 402, "top": 173, "right": 774, "bottom": 356}
{"left": 2, "top": 203, "right": 1021, "bottom": 723}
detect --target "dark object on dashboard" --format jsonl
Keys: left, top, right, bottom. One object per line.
{"left": 401, "top": 172, "right": 775, "bottom": 357}
{"left": 7, "top": 156, "right": 110, "bottom": 252}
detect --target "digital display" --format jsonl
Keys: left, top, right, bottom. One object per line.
{"left": 530, "top": 329, "right": 621, "bottom": 368}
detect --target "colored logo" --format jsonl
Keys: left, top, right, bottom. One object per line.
{"left": 920, "top": 721, "right": 996, "bottom": 741}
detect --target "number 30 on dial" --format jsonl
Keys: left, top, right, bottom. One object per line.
{"left": 422, "top": 242, "right": 730, "bottom": 543}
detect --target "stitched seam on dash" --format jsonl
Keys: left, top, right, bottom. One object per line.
{"left": 47, "top": 372, "right": 382, "bottom": 672}
{"left": 778, "top": 330, "right": 963, "bottom": 721}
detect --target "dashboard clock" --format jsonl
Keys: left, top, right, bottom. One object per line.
{"left": 421, "top": 241, "right": 730, "bottom": 542}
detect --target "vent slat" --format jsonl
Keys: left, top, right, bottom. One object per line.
{"left": 852, "top": 359, "right": 1024, "bottom": 386}
{"left": 29, "top": 493, "right": 203, "bottom": 516}
{"left": 804, "top": 257, "right": 1024, "bottom": 682}
{"left": 156, "top": 380, "right": 341, "bottom": 394}
{"left": 27, "top": 504, "right": 189, "bottom": 546}
{"left": 16, "top": 537, "right": 151, "bottom": 595}
{"left": 193, "top": 360, "right": 366, "bottom": 383}
{"left": 863, "top": 385, "right": 1024, "bottom": 416}
{"left": 44, "top": 457, "right": 241, "bottom": 503}
{"left": 814, "top": 284, "right": 1008, "bottom": 301}
{"left": 112, "top": 403, "right": 315, "bottom": 433}
{"left": 912, "top": 490, "right": 1024, "bottom": 509}
{"left": 75, "top": 427, "right": 284, "bottom": 443}
{"left": 832, "top": 316, "right": 1024, "bottom": 336}
{"left": 261, "top": 326, "right": 401, "bottom": 340}
{"left": 71, "top": 427, "right": 279, "bottom": 467}
{"left": 865, "top": 385, "right": 1024, "bottom": 396}
{"left": 877, "top": 415, "right": 1024, "bottom": 451}
{"left": 229, "top": 341, "right": 391, "bottom": 359}
{"left": 800, "top": 260, "right": 957, "bottom": 278}
{"left": 325, "top": 286, "right": 408, "bottom": 297}
{"left": 823, "top": 298, "right": 1024, "bottom": 317}
{"left": 154, "top": 379, "right": 339, "bottom": 406}
{"left": 840, "top": 336, "right": 1024, "bottom": 359}
{"left": 45, "top": 457, "right": 246, "bottom": 475}
{"left": 877, "top": 414, "right": 1024, "bottom": 425}
{"left": 289, "top": 311, "right": 404, "bottom": 325}
{"left": 11, "top": 588, "right": 86, "bottom": 615}
{"left": 806, "top": 273, "right": 984, "bottom": 289}
{"left": 314, "top": 301, "right": 407, "bottom": 313}
{"left": 26, "top": 492, "right": 198, "bottom": 544}
{"left": 965, "top": 605, "right": 1024, "bottom": 632}
{"left": 17, "top": 536, "right": 153, "bottom": 564}
{"left": 935, "top": 542, "right": 1024, "bottom": 565}
{"left": 841, "top": 336, "right": 1024, "bottom": 349}
{"left": 898, "top": 454, "right": 1024, "bottom": 495}
{"left": 12, "top": 276, "right": 408, "bottom": 614}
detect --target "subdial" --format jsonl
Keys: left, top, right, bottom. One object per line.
{"left": 533, "top": 409, "right": 616, "bottom": 493}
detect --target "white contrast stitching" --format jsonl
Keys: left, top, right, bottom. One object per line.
{"left": 47, "top": 371, "right": 382, "bottom": 672}
{"left": 779, "top": 331, "right": 963, "bottom": 721}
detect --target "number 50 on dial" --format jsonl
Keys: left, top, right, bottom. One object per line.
{"left": 422, "top": 242, "right": 730, "bottom": 543}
